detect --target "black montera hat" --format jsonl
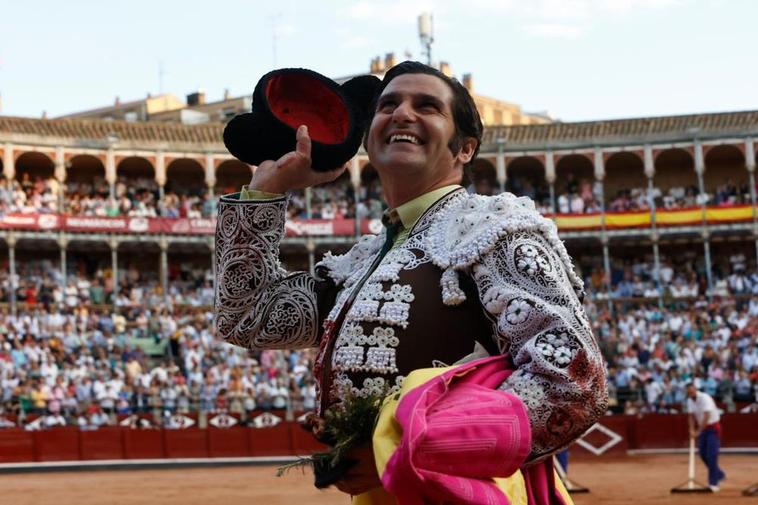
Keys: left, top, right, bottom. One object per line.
{"left": 223, "top": 68, "right": 381, "bottom": 172}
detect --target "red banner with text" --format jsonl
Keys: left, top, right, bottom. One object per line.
{"left": 0, "top": 213, "right": 385, "bottom": 237}
{"left": 1, "top": 206, "right": 753, "bottom": 236}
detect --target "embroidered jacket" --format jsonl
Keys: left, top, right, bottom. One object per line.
{"left": 215, "top": 187, "right": 608, "bottom": 461}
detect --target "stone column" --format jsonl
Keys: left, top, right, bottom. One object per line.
{"left": 496, "top": 138, "right": 506, "bottom": 194}
{"left": 109, "top": 238, "right": 119, "bottom": 305}
{"left": 694, "top": 140, "right": 707, "bottom": 216}
{"left": 594, "top": 150, "right": 612, "bottom": 311}
{"left": 306, "top": 239, "right": 316, "bottom": 276}
{"left": 702, "top": 229, "right": 714, "bottom": 298}
{"left": 205, "top": 153, "right": 216, "bottom": 199}
{"left": 58, "top": 234, "right": 68, "bottom": 288}
{"left": 305, "top": 187, "right": 313, "bottom": 219}
{"left": 350, "top": 157, "right": 362, "bottom": 237}
{"left": 156, "top": 151, "right": 166, "bottom": 209}
{"left": 601, "top": 236, "right": 613, "bottom": 315}
{"left": 7, "top": 233, "right": 17, "bottom": 317}
{"left": 3, "top": 143, "right": 15, "bottom": 180}
{"left": 652, "top": 232, "right": 663, "bottom": 308}
{"left": 159, "top": 237, "right": 169, "bottom": 305}
{"left": 55, "top": 147, "right": 66, "bottom": 213}
{"left": 694, "top": 140, "right": 713, "bottom": 298}
{"left": 745, "top": 139, "right": 758, "bottom": 262}
{"left": 594, "top": 148, "right": 606, "bottom": 229}
{"left": 644, "top": 144, "right": 662, "bottom": 304}
{"left": 546, "top": 151, "right": 556, "bottom": 216}
{"left": 106, "top": 149, "right": 116, "bottom": 200}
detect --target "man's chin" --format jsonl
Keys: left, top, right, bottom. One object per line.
{"left": 373, "top": 155, "right": 425, "bottom": 174}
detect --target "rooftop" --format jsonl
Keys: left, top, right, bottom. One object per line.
{"left": 2, "top": 109, "right": 757, "bottom": 153}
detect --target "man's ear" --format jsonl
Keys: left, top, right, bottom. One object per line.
{"left": 456, "top": 137, "right": 478, "bottom": 165}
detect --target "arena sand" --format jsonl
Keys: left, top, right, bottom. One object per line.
{"left": 0, "top": 454, "right": 753, "bottom": 504}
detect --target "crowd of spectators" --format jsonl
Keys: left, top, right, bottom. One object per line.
{"left": 0, "top": 258, "right": 315, "bottom": 429}
{"left": 3, "top": 172, "right": 756, "bottom": 222}
{"left": 284, "top": 178, "right": 385, "bottom": 221}
{"left": 607, "top": 179, "right": 752, "bottom": 213}
{"left": 591, "top": 298, "right": 758, "bottom": 415}
{"left": 0, "top": 301, "right": 317, "bottom": 429}
{"left": 555, "top": 174, "right": 602, "bottom": 214}
{"left": 0, "top": 254, "right": 756, "bottom": 431}
{"left": 0, "top": 255, "right": 215, "bottom": 310}
{"left": 1, "top": 170, "right": 758, "bottom": 431}
{"left": 67, "top": 176, "right": 217, "bottom": 219}
{"left": 501, "top": 176, "right": 553, "bottom": 214}
{"left": 580, "top": 251, "right": 758, "bottom": 301}
{"left": 0, "top": 174, "right": 59, "bottom": 214}
{"left": 0, "top": 174, "right": 217, "bottom": 219}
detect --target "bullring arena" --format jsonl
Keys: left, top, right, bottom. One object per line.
{"left": 1, "top": 455, "right": 756, "bottom": 505}
{"left": 1, "top": 68, "right": 758, "bottom": 502}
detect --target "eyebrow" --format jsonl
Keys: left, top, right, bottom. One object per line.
{"left": 377, "top": 92, "right": 446, "bottom": 109}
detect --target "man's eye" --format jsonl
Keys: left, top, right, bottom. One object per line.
{"left": 378, "top": 101, "right": 396, "bottom": 111}
{"left": 419, "top": 102, "right": 439, "bottom": 111}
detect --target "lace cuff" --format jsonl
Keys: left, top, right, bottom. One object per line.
{"left": 214, "top": 194, "right": 323, "bottom": 349}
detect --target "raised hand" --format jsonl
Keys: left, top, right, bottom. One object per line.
{"left": 248, "top": 125, "right": 347, "bottom": 194}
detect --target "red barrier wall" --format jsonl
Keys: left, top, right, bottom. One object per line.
{"left": 631, "top": 413, "right": 690, "bottom": 450}
{"left": 721, "top": 414, "right": 758, "bottom": 447}
{"left": 164, "top": 428, "right": 209, "bottom": 459}
{"left": 248, "top": 424, "right": 293, "bottom": 457}
{"left": 34, "top": 427, "right": 80, "bottom": 461}
{"left": 0, "top": 414, "right": 755, "bottom": 464}
{"left": 80, "top": 427, "right": 125, "bottom": 460}
{"left": 123, "top": 429, "right": 164, "bottom": 459}
{"left": 208, "top": 428, "right": 249, "bottom": 458}
{"left": 0, "top": 429, "right": 34, "bottom": 463}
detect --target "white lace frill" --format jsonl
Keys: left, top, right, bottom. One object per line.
{"left": 427, "top": 192, "right": 585, "bottom": 305}
{"left": 317, "top": 233, "right": 383, "bottom": 286}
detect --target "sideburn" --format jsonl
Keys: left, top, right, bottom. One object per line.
{"left": 447, "top": 134, "right": 462, "bottom": 157}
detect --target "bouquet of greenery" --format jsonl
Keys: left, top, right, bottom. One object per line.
{"left": 277, "top": 389, "right": 389, "bottom": 488}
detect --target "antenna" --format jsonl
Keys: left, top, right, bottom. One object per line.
{"left": 417, "top": 12, "right": 434, "bottom": 66}
{"left": 158, "top": 60, "right": 165, "bottom": 94}
{"left": 270, "top": 13, "right": 282, "bottom": 68}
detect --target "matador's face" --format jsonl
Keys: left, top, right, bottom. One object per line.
{"left": 366, "top": 73, "right": 473, "bottom": 186}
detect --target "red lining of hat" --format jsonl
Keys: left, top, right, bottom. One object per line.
{"left": 266, "top": 73, "right": 350, "bottom": 144}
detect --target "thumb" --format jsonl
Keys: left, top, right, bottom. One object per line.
{"left": 295, "top": 125, "right": 311, "bottom": 159}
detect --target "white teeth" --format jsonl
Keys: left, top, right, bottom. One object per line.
{"left": 389, "top": 134, "right": 420, "bottom": 144}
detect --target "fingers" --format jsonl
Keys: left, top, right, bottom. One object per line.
{"left": 295, "top": 125, "right": 311, "bottom": 159}
{"left": 276, "top": 125, "right": 311, "bottom": 171}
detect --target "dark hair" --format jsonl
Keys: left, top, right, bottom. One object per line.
{"left": 364, "top": 61, "right": 483, "bottom": 169}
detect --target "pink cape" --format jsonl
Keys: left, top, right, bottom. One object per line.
{"left": 378, "top": 355, "right": 569, "bottom": 505}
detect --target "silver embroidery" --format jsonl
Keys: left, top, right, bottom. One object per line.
{"left": 214, "top": 196, "right": 320, "bottom": 349}
{"left": 216, "top": 189, "right": 606, "bottom": 463}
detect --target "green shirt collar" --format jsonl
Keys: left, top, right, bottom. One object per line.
{"left": 393, "top": 185, "right": 462, "bottom": 230}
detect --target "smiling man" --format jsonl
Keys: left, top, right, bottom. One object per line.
{"left": 215, "top": 61, "right": 607, "bottom": 504}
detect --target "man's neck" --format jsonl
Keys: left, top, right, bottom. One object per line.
{"left": 379, "top": 171, "right": 463, "bottom": 209}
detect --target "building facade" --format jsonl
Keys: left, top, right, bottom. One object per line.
{"left": 1, "top": 109, "right": 758, "bottom": 314}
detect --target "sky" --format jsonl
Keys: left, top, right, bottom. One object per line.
{"left": 0, "top": 0, "right": 755, "bottom": 122}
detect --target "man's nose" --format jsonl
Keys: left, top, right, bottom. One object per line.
{"left": 391, "top": 100, "right": 415, "bottom": 123}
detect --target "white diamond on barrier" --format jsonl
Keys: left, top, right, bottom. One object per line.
{"left": 253, "top": 412, "right": 282, "bottom": 428}
{"left": 209, "top": 413, "right": 238, "bottom": 428}
{"left": 575, "top": 422, "right": 623, "bottom": 456}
